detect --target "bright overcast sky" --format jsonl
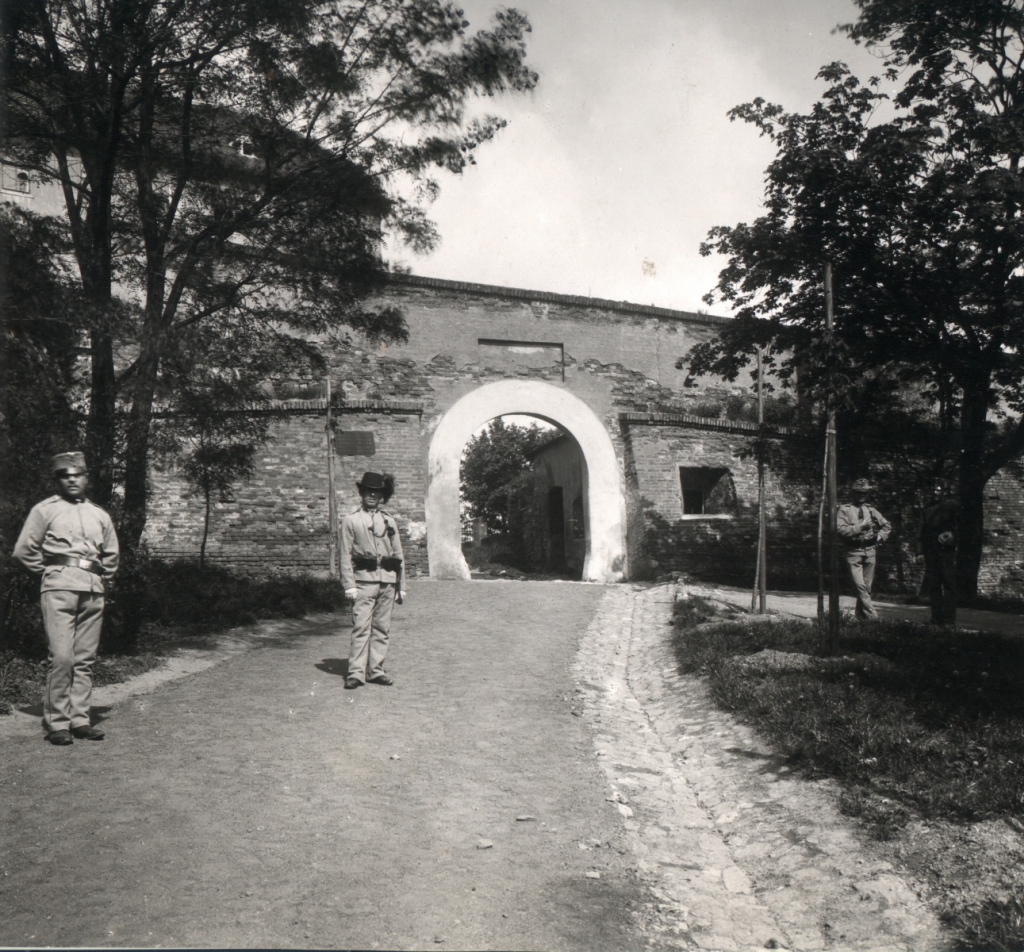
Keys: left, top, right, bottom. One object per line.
{"left": 386, "top": 0, "right": 884, "bottom": 315}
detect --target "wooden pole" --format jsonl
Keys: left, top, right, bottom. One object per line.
{"left": 755, "top": 346, "right": 767, "bottom": 613}
{"left": 816, "top": 440, "right": 828, "bottom": 639}
{"left": 326, "top": 376, "right": 338, "bottom": 578}
{"left": 824, "top": 264, "right": 840, "bottom": 654}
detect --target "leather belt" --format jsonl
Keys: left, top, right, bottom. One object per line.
{"left": 353, "top": 556, "right": 403, "bottom": 572}
{"left": 45, "top": 555, "right": 104, "bottom": 575}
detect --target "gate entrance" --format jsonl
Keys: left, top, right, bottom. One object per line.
{"left": 425, "top": 380, "right": 626, "bottom": 582}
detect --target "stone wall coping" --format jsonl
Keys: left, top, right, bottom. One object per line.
{"left": 153, "top": 398, "right": 424, "bottom": 416}
{"left": 386, "top": 272, "right": 731, "bottom": 327}
{"left": 621, "top": 410, "right": 798, "bottom": 436}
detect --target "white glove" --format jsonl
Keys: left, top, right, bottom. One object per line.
{"left": 397, "top": 590, "right": 406, "bottom": 604}
{"left": 345, "top": 589, "right": 357, "bottom": 600}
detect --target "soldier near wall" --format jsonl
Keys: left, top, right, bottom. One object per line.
{"left": 919, "top": 482, "right": 958, "bottom": 627}
{"left": 836, "top": 478, "right": 892, "bottom": 621}
{"left": 340, "top": 471, "right": 406, "bottom": 689}
{"left": 13, "top": 452, "right": 120, "bottom": 745}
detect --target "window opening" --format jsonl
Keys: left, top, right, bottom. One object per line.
{"left": 679, "top": 467, "right": 736, "bottom": 515}
{"left": 2, "top": 167, "right": 30, "bottom": 193}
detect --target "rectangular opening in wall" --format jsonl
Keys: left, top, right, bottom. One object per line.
{"left": 478, "top": 339, "right": 565, "bottom": 380}
{"left": 679, "top": 467, "right": 736, "bottom": 516}
{"left": 336, "top": 431, "right": 375, "bottom": 456}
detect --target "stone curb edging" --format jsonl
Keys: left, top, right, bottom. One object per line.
{"left": 573, "top": 582, "right": 948, "bottom": 952}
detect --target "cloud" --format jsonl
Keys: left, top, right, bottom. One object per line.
{"left": 391, "top": 0, "right": 878, "bottom": 313}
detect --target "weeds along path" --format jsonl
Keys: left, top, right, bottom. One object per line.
{"left": 574, "top": 583, "right": 950, "bottom": 951}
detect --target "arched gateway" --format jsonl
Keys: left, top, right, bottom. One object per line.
{"left": 425, "top": 380, "right": 626, "bottom": 582}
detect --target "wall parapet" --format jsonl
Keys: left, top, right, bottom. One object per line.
{"left": 152, "top": 398, "right": 425, "bottom": 417}
{"left": 620, "top": 411, "right": 799, "bottom": 437}
{"left": 387, "top": 271, "right": 731, "bottom": 327}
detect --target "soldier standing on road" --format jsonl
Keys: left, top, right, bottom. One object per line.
{"left": 836, "top": 478, "right": 891, "bottom": 621}
{"left": 919, "top": 481, "right": 958, "bottom": 627}
{"left": 13, "top": 452, "right": 120, "bottom": 745}
{"left": 340, "top": 472, "right": 406, "bottom": 690}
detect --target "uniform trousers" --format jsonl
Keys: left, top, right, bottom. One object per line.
{"left": 348, "top": 581, "right": 396, "bottom": 683}
{"left": 40, "top": 590, "right": 105, "bottom": 732}
{"left": 844, "top": 547, "right": 878, "bottom": 620}
{"left": 923, "top": 546, "right": 957, "bottom": 626}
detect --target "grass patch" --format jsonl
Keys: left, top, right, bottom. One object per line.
{"left": 0, "top": 650, "right": 167, "bottom": 716}
{"left": 672, "top": 602, "right": 1024, "bottom": 950}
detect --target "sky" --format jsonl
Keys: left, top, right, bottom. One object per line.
{"left": 386, "top": 0, "right": 884, "bottom": 316}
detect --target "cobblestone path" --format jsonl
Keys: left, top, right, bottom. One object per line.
{"left": 575, "top": 584, "right": 948, "bottom": 951}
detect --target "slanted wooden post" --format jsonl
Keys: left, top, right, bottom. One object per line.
{"left": 752, "top": 345, "right": 767, "bottom": 614}
{"left": 824, "top": 264, "right": 840, "bottom": 653}
{"left": 326, "top": 376, "right": 339, "bottom": 578}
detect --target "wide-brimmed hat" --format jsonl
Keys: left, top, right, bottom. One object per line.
{"left": 850, "top": 478, "right": 872, "bottom": 492}
{"left": 52, "top": 451, "right": 87, "bottom": 476}
{"left": 356, "top": 471, "right": 394, "bottom": 502}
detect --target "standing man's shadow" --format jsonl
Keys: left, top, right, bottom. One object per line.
{"left": 315, "top": 659, "right": 350, "bottom": 678}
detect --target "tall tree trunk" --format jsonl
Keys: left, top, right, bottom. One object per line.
{"left": 200, "top": 488, "right": 211, "bottom": 569}
{"left": 85, "top": 326, "right": 117, "bottom": 509}
{"left": 956, "top": 386, "right": 990, "bottom": 599}
{"left": 121, "top": 343, "right": 160, "bottom": 551}
{"left": 121, "top": 280, "right": 166, "bottom": 549}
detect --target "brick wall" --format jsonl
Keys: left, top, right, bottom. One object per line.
{"left": 621, "top": 415, "right": 821, "bottom": 589}
{"left": 143, "top": 275, "right": 1024, "bottom": 596}
{"left": 979, "top": 459, "right": 1024, "bottom": 592}
{"left": 147, "top": 405, "right": 430, "bottom": 577}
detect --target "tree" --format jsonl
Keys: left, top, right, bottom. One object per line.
{"left": 688, "top": 49, "right": 1024, "bottom": 596}
{"left": 162, "top": 329, "right": 278, "bottom": 568}
{"left": 3, "top": 0, "right": 538, "bottom": 547}
{"left": 0, "top": 204, "right": 82, "bottom": 520}
{"left": 461, "top": 417, "right": 549, "bottom": 538}
{"left": 0, "top": 203, "right": 83, "bottom": 648}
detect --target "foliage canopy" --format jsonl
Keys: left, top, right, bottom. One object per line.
{"left": 688, "top": 2, "right": 1024, "bottom": 593}
{"left": 2, "top": 0, "right": 537, "bottom": 547}
{"left": 460, "top": 417, "right": 550, "bottom": 537}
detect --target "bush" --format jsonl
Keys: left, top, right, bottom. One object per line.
{"left": 120, "top": 559, "right": 349, "bottom": 631}
{"left": 2, "top": 557, "right": 350, "bottom": 658}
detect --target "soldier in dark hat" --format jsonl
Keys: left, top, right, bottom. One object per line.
{"left": 339, "top": 471, "right": 406, "bottom": 689}
{"left": 13, "top": 452, "right": 120, "bottom": 745}
{"left": 836, "top": 478, "right": 891, "bottom": 620}
{"left": 918, "top": 480, "right": 958, "bottom": 626}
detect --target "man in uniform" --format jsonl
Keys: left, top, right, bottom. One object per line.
{"left": 919, "top": 481, "right": 958, "bottom": 626}
{"left": 340, "top": 471, "right": 406, "bottom": 690}
{"left": 836, "top": 478, "right": 891, "bottom": 621}
{"left": 13, "top": 452, "right": 120, "bottom": 744}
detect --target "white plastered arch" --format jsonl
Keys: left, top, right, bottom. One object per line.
{"left": 425, "top": 380, "right": 626, "bottom": 582}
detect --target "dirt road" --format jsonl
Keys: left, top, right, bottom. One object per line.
{"left": 0, "top": 581, "right": 947, "bottom": 950}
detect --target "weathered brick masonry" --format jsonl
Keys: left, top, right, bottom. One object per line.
{"left": 620, "top": 413, "right": 821, "bottom": 589}
{"left": 144, "top": 274, "right": 1024, "bottom": 594}
{"left": 981, "top": 461, "right": 1024, "bottom": 592}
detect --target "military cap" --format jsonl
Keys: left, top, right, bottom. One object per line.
{"left": 52, "top": 451, "right": 88, "bottom": 476}
{"left": 850, "top": 478, "right": 872, "bottom": 492}
{"left": 356, "top": 471, "right": 395, "bottom": 502}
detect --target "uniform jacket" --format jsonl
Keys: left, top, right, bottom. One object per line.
{"left": 13, "top": 495, "right": 120, "bottom": 594}
{"left": 919, "top": 499, "right": 958, "bottom": 551}
{"left": 340, "top": 505, "right": 405, "bottom": 590}
{"left": 837, "top": 502, "right": 892, "bottom": 550}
